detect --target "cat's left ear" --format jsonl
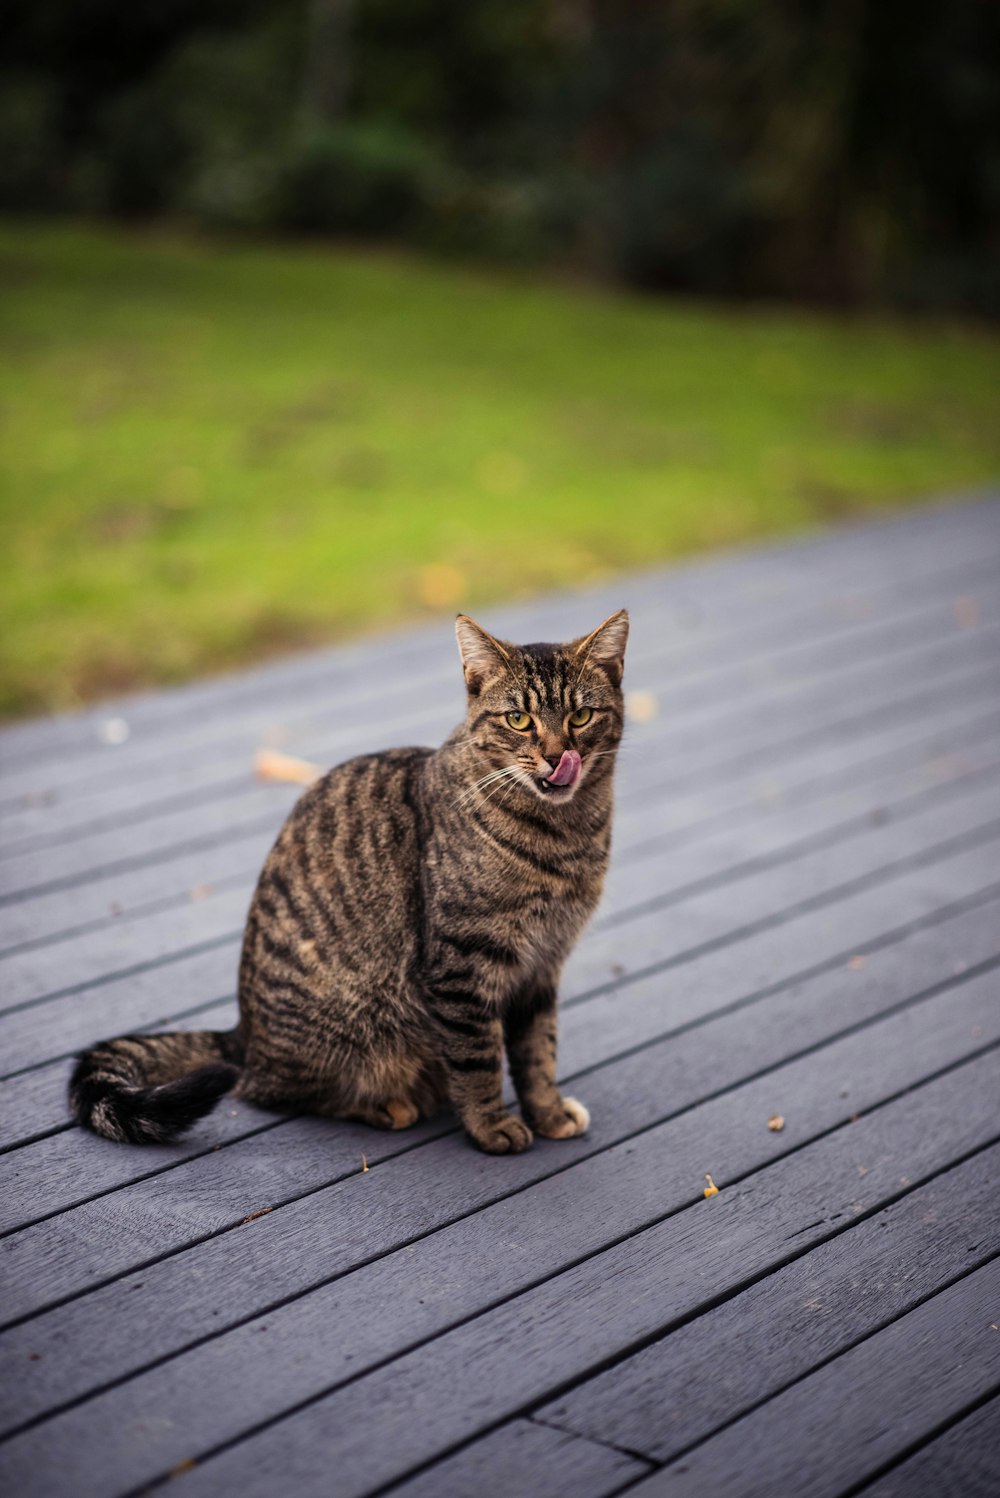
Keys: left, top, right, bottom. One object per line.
{"left": 572, "top": 609, "right": 629, "bottom": 686}
{"left": 455, "top": 615, "right": 514, "bottom": 695}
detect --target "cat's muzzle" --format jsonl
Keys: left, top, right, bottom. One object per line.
{"left": 538, "top": 748, "right": 582, "bottom": 796}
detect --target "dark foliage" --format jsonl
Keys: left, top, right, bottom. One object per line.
{"left": 1, "top": 0, "right": 998, "bottom": 311}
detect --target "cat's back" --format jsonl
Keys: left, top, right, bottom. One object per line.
{"left": 240, "top": 745, "right": 433, "bottom": 1002}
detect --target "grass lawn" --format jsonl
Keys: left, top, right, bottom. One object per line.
{"left": 1, "top": 220, "right": 998, "bottom": 720}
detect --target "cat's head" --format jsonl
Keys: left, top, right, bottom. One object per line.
{"left": 455, "top": 610, "right": 628, "bottom": 805}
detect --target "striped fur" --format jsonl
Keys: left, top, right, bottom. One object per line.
{"left": 70, "top": 611, "right": 628, "bottom": 1153}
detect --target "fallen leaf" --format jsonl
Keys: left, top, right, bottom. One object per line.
{"left": 703, "top": 1173, "right": 719, "bottom": 1198}
{"left": 254, "top": 749, "right": 322, "bottom": 786}
{"left": 954, "top": 597, "right": 980, "bottom": 630}
{"left": 241, "top": 1206, "right": 273, "bottom": 1225}
{"left": 361, "top": 1154, "right": 369, "bottom": 1173}
{"left": 767, "top": 1114, "right": 785, "bottom": 1132}
{"left": 626, "top": 689, "right": 658, "bottom": 723}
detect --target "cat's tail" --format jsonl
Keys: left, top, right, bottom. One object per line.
{"left": 69, "top": 1029, "right": 243, "bottom": 1144}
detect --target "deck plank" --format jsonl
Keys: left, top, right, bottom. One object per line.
{"left": 852, "top": 1395, "right": 1000, "bottom": 1498}
{"left": 389, "top": 1420, "right": 651, "bottom": 1498}
{"left": 5, "top": 710, "right": 999, "bottom": 1017}
{"left": 1, "top": 986, "right": 996, "bottom": 1481}
{"left": 624, "top": 1259, "right": 1000, "bottom": 1498}
{"left": 536, "top": 1146, "right": 1000, "bottom": 1463}
{"left": 2, "top": 894, "right": 998, "bottom": 1428}
{"left": 5, "top": 728, "right": 999, "bottom": 1073}
{"left": 12, "top": 1051, "right": 991, "bottom": 1498}
{"left": 3, "top": 601, "right": 996, "bottom": 896}
{"left": 3, "top": 561, "right": 996, "bottom": 846}
{"left": 1, "top": 497, "right": 998, "bottom": 1498}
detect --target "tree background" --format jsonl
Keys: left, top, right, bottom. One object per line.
{"left": 2, "top": 0, "right": 998, "bottom": 314}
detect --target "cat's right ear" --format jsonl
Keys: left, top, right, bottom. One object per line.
{"left": 455, "top": 615, "right": 512, "bottom": 695}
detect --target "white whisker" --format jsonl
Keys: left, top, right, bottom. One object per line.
{"left": 455, "top": 763, "right": 522, "bottom": 811}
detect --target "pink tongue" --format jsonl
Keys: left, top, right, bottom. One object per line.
{"left": 547, "top": 749, "right": 581, "bottom": 787}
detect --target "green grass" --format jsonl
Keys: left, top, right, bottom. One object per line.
{"left": 1, "top": 221, "right": 998, "bottom": 719}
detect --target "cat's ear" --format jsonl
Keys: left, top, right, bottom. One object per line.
{"left": 455, "top": 615, "right": 513, "bottom": 694}
{"left": 572, "top": 609, "right": 629, "bottom": 686}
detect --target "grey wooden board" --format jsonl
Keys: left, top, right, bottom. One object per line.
{"left": 4, "top": 547, "right": 993, "bottom": 811}
{"left": 387, "top": 1419, "right": 650, "bottom": 1498}
{"left": 1, "top": 890, "right": 997, "bottom": 1423}
{"left": 3, "top": 772, "right": 998, "bottom": 1164}
{"left": 6, "top": 703, "right": 999, "bottom": 1018}
{"left": 31, "top": 1050, "right": 996, "bottom": 1498}
{"left": 537, "top": 1144, "right": 1000, "bottom": 1463}
{"left": 3, "top": 725, "right": 999, "bottom": 1159}
{"left": 1, "top": 499, "right": 999, "bottom": 1498}
{"left": 5, "top": 736, "right": 999, "bottom": 1070}
{"left": 3, "top": 703, "right": 995, "bottom": 1136}
{"left": 1, "top": 635, "right": 994, "bottom": 958}
{"left": 4, "top": 688, "right": 997, "bottom": 958}
{"left": 3, "top": 806, "right": 998, "bottom": 1181}
{"left": 853, "top": 1395, "right": 1000, "bottom": 1498}
{"left": 4, "top": 877, "right": 999, "bottom": 1234}
{"left": 3, "top": 596, "right": 997, "bottom": 891}
{"left": 4, "top": 560, "right": 997, "bottom": 845}
{"left": 1, "top": 492, "right": 994, "bottom": 778}
{"left": 627, "top": 1257, "right": 1000, "bottom": 1498}
{"left": 434, "top": 1148, "right": 1000, "bottom": 1492}
{"left": 1, "top": 973, "right": 996, "bottom": 1462}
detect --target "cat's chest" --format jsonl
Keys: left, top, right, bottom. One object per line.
{"left": 488, "top": 866, "right": 603, "bottom": 977}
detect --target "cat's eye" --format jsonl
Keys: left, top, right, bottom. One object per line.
{"left": 568, "top": 707, "right": 593, "bottom": 728}
{"left": 505, "top": 710, "right": 532, "bottom": 731}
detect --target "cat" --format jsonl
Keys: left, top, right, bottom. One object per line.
{"left": 70, "top": 609, "right": 629, "bottom": 1155}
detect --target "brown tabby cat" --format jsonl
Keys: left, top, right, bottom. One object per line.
{"left": 70, "top": 609, "right": 628, "bottom": 1154}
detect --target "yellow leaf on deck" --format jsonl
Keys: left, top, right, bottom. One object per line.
{"left": 626, "top": 689, "right": 658, "bottom": 723}
{"left": 703, "top": 1173, "right": 719, "bottom": 1198}
{"left": 254, "top": 749, "right": 322, "bottom": 786}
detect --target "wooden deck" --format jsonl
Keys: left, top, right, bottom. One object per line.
{"left": 1, "top": 495, "right": 999, "bottom": 1498}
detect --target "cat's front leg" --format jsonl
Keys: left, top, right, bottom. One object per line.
{"left": 431, "top": 1002, "right": 533, "bottom": 1154}
{"left": 504, "top": 982, "right": 590, "bottom": 1140}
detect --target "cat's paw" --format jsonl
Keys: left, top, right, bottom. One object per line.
{"left": 471, "top": 1114, "right": 534, "bottom": 1154}
{"left": 531, "top": 1096, "right": 590, "bottom": 1140}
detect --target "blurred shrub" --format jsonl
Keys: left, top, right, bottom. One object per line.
{"left": 275, "top": 120, "right": 433, "bottom": 233}
{"left": 0, "top": 0, "right": 997, "bottom": 313}
{"left": 0, "top": 73, "right": 61, "bottom": 209}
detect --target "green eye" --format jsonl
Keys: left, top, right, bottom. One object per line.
{"left": 568, "top": 707, "right": 593, "bottom": 728}
{"left": 505, "top": 710, "right": 532, "bottom": 731}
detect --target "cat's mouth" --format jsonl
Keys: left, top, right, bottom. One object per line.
{"left": 536, "top": 749, "right": 582, "bottom": 798}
